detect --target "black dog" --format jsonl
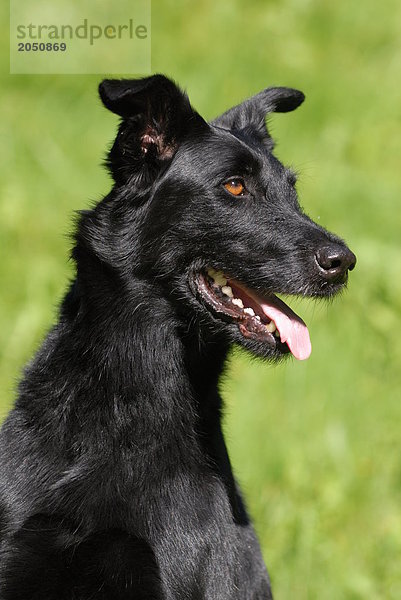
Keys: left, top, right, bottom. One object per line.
{"left": 0, "top": 75, "right": 356, "bottom": 599}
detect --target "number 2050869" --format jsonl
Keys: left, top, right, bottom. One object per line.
{"left": 18, "top": 42, "right": 67, "bottom": 51}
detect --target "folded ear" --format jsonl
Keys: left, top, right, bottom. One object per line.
{"left": 212, "top": 86, "right": 305, "bottom": 147}
{"left": 99, "top": 74, "right": 208, "bottom": 185}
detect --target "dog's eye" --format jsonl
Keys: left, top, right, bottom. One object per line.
{"left": 223, "top": 178, "right": 245, "bottom": 197}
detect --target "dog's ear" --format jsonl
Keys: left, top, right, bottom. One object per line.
{"left": 212, "top": 87, "right": 305, "bottom": 147}
{"left": 99, "top": 74, "right": 208, "bottom": 185}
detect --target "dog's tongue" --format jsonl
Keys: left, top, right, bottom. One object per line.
{"left": 240, "top": 285, "right": 311, "bottom": 360}
{"left": 259, "top": 294, "right": 311, "bottom": 360}
{"left": 228, "top": 279, "right": 312, "bottom": 360}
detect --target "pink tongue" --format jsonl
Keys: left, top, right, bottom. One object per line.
{"left": 240, "top": 287, "right": 312, "bottom": 360}
{"left": 259, "top": 295, "right": 311, "bottom": 360}
{"left": 228, "top": 279, "right": 312, "bottom": 360}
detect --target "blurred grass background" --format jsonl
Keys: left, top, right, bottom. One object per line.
{"left": 1, "top": 0, "right": 401, "bottom": 598}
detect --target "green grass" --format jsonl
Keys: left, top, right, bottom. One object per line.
{"left": 1, "top": 0, "right": 401, "bottom": 597}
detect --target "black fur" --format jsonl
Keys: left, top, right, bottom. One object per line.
{"left": 0, "top": 75, "right": 355, "bottom": 598}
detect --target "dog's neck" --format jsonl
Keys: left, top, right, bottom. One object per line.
{"left": 70, "top": 227, "right": 230, "bottom": 404}
{"left": 25, "top": 267, "right": 229, "bottom": 450}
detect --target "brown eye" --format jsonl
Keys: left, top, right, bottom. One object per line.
{"left": 224, "top": 178, "right": 245, "bottom": 196}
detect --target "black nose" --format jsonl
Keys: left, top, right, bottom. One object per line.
{"left": 315, "top": 244, "right": 356, "bottom": 282}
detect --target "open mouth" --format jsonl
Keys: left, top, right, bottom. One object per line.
{"left": 195, "top": 269, "right": 312, "bottom": 360}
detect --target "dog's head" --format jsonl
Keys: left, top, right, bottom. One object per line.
{"left": 97, "top": 74, "right": 356, "bottom": 361}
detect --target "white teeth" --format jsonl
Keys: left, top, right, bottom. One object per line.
{"left": 221, "top": 285, "right": 234, "bottom": 298}
{"left": 232, "top": 298, "right": 244, "bottom": 309}
{"left": 206, "top": 269, "right": 280, "bottom": 338}
{"left": 207, "top": 269, "right": 228, "bottom": 287}
{"left": 265, "top": 321, "right": 277, "bottom": 333}
{"left": 214, "top": 273, "right": 228, "bottom": 287}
